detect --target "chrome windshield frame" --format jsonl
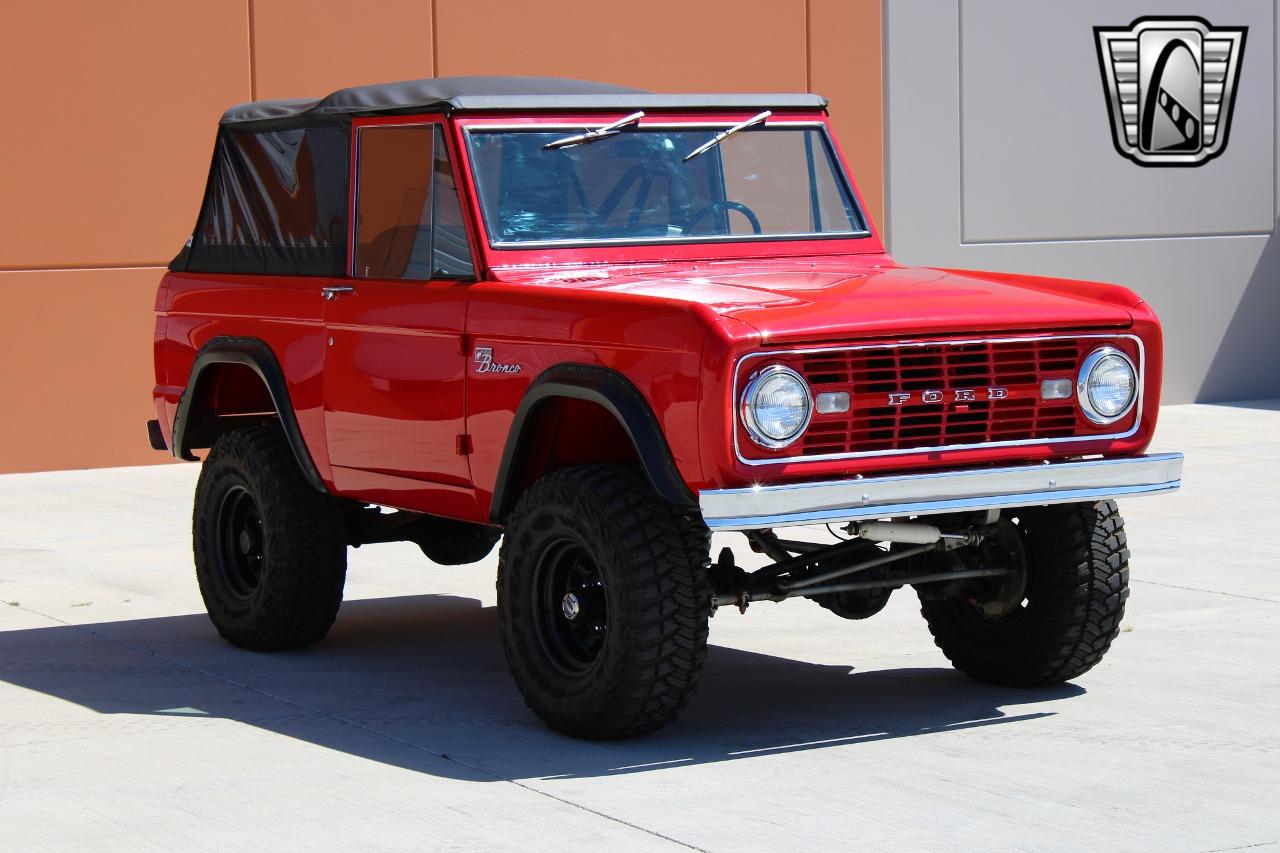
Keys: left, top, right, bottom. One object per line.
{"left": 461, "top": 120, "right": 872, "bottom": 250}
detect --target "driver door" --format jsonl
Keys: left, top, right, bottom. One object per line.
{"left": 322, "top": 118, "right": 477, "bottom": 491}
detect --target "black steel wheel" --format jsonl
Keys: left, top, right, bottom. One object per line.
{"left": 213, "top": 485, "right": 266, "bottom": 600}
{"left": 918, "top": 501, "right": 1129, "bottom": 686}
{"left": 532, "top": 538, "right": 609, "bottom": 676}
{"left": 498, "top": 465, "right": 711, "bottom": 739}
{"left": 193, "top": 424, "right": 347, "bottom": 651}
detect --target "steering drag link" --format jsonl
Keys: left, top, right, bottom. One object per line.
{"left": 709, "top": 519, "right": 1011, "bottom": 613}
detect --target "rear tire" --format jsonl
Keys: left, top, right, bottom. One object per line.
{"left": 497, "top": 465, "right": 710, "bottom": 739}
{"left": 193, "top": 425, "right": 347, "bottom": 651}
{"left": 918, "top": 500, "right": 1129, "bottom": 686}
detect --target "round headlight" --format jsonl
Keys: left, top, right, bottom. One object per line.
{"left": 741, "top": 365, "right": 813, "bottom": 449}
{"left": 1078, "top": 347, "right": 1137, "bottom": 424}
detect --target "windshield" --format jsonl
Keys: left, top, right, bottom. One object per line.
{"left": 465, "top": 125, "right": 868, "bottom": 247}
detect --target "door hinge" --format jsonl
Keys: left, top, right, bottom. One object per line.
{"left": 455, "top": 434, "right": 474, "bottom": 456}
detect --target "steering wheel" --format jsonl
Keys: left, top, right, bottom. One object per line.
{"left": 683, "top": 200, "right": 762, "bottom": 235}
{"left": 595, "top": 160, "right": 672, "bottom": 226}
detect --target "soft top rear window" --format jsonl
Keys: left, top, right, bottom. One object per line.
{"left": 178, "top": 126, "right": 349, "bottom": 276}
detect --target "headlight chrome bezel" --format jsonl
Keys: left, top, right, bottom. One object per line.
{"left": 1077, "top": 346, "right": 1138, "bottom": 425}
{"left": 740, "top": 364, "right": 813, "bottom": 450}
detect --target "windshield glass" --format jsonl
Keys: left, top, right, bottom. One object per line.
{"left": 465, "top": 125, "right": 867, "bottom": 247}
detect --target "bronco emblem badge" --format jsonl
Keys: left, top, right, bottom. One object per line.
{"left": 1094, "top": 17, "right": 1247, "bottom": 167}
{"left": 473, "top": 346, "right": 522, "bottom": 375}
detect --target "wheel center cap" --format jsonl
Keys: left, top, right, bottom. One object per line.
{"left": 561, "top": 592, "right": 581, "bottom": 621}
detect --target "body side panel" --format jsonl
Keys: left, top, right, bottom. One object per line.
{"left": 156, "top": 271, "right": 334, "bottom": 486}
{"left": 464, "top": 281, "right": 713, "bottom": 514}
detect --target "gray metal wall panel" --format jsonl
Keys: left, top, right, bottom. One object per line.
{"left": 961, "top": 1, "right": 1273, "bottom": 242}
{"left": 884, "top": 0, "right": 1280, "bottom": 403}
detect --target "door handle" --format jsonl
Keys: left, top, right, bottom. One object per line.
{"left": 322, "top": 285, "right": 356, "bottom": 300}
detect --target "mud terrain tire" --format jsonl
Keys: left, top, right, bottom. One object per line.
{"left": 919, "top": 500, "right": 1129, "bottom": 686}
{"left": 193, "top": 425, "right": 347, "bottom": 651}
{"left": 498, "top": 465, "right": 710, "bottom": 738}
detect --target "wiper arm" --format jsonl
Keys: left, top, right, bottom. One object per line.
{"left": 683, "top": 110, "right": 771, "bottom": 161}
{"left": 543, "top": 111, "right": 646, "bottom": 150}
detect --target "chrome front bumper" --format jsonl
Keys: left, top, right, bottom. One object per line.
{"left": 699, "top": 453, "right": 1184, "bottom": 531}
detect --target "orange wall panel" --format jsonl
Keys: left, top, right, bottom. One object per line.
{"left": 0, "top": 3, "right": 250, "bottom": 269}
{"left": 809, "top": 0, "right": 884, "bottom": 231}
{"left": 251, "top": 0, "right": 435, "bottom": 100}
{"left": 0, "top": 0, "right": 886, "bottom": 474}
{"left": 435, "top": 0, "right": 807, "bottom": 92}
{"left": 0, "top": 269, "right": 169, "bottom": 473}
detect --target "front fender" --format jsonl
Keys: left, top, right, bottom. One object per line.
{"left": 489, "top": 363, "right": 696, "bottom": 523}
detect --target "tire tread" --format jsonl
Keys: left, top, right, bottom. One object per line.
{"left": 193, "top": 424, "right": 346, "bottom": 651}
{"left": 498, "top": 465, "right": 710, "bottom": 738}
{"left": 919, "top": 500, "right": 1129, "bottom": 685}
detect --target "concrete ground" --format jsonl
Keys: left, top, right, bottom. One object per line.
{"left": 1, "top": 402, "right": 1277, "bottom": 852}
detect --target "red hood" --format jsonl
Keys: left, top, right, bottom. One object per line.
{"left": 495, "top": 258, "right": 1139, "bottom": 343}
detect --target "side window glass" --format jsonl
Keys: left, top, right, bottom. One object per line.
{"left": 354, "top": 124, "right": 474, "bottom": 280}
{"left": 430, "top": 125, "right": 475, "bottom": 277}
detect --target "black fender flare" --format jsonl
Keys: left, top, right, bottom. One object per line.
{"left": 172, "top": 336, "right": 326, "bottom": 493}
{"left": 489, "top": 363, "right": 697, "bottom": 524}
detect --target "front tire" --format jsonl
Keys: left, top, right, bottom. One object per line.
{"left": 193, "top": 425, "right": 347, "bottom": 651}
{"left": 498, "top": 465, "right": 710, "bottom": 739}
{"left": 919, "top": 500, "right": 1129, "bottom": 686}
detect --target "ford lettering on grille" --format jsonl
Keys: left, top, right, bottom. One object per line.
{"left": 888, "top": 387, "right": 1007, "bottom": 406}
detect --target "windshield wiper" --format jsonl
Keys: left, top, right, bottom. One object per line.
{"left": 683, "top": 110, "right": 771, "bottom": 161}
{"left": 543, "top": 111, "right": 646, "bottom": 150}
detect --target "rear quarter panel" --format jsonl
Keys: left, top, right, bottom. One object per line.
{"left": 154, "top": 271, "right": 332, "bottom": 484}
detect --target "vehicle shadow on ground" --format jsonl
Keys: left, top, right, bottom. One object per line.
{"left": 0, "top": 594, "right": 1080, "bottom": 783}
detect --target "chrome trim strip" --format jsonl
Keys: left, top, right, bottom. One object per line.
{"left": 700, "top": 452, "right": 1183, "bottom": 531}
{"left": 733, "top": 333, "right": 1145, "bottom": 466}
{"left": 488, "top": 231, "right": 872, "bottom": 249}
{"left": 462, "top": 120, "right": 828, "bottom": 132}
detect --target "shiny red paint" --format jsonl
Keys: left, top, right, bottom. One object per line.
{"left": 153, "top": 109, "right": 1164, "bottom": 524}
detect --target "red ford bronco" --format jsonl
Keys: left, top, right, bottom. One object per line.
{"left": 149, "top": 77, "right": 1183, "bottom": 738}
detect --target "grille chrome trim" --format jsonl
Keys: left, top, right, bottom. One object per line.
{"left": 733, "top": 333, "right": 1144, "bottom": 467}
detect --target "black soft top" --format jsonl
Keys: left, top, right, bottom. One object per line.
{"left": 220, "top": 75, "right": 828, "bottom": 128}
{"left": 177, "top": 76, "right": 831, "bottom": 278}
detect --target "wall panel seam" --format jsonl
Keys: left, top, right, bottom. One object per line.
{"left": 804, "top": 0, "right": 812, "bottom": 92}
{"left": 959, "top": 231, "right": 1272, "bottom": 247}
{"left": 880, "top": 0, "right": 891, "bottom": 249}
{"left": 0, "top": 265, "right": 168, "bottom": 274}
{"left": 956, "top": 0, "right": 966, "bottom": 248}
{"left": 431, "top": 0, "right": 439, "bottom": 79}
{"left": 247, "top": 0, "right": 258, "bottom": 101}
